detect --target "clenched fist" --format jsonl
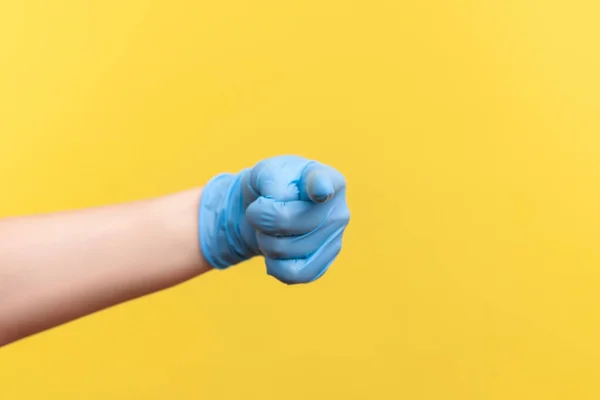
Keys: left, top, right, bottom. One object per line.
{"left": 199, "top": 155, "right": 350, "bottom": 284}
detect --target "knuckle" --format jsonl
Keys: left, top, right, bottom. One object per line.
{"left": 342, "top": 209, "right": 351, "bottom": 224}
{"left": 332, "top": 208, "right": 351, "bottom": 225}
{"left": 332, "top": 239, "right": 343, "bottom": 255}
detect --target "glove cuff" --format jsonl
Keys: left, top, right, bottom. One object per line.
{"left": 199, "top": 171, "right": 255, "bottom": 269}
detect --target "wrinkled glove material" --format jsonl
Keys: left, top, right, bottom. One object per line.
{"left": 199, "top": 155, "right": 350, "bottom": 285}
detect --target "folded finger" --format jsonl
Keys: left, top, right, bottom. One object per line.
{"left": 246, "top": 197, "right": 331, "bottom": 236}
{"left": 256, "top": 220, "right": 341, "bottom": 259}
{"left": 265, "top": 228, "right": 345, "bottom": 284}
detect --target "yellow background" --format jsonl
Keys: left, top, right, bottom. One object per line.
{"left": 1, "top": 1, "right": 599, "bottom": 398}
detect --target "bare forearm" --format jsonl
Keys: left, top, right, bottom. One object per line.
{"left": 0, "top": 187, "right": 211, "bottom": 346}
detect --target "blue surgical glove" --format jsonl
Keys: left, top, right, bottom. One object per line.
{"left": 199, "top": 155, "right": 350, "bottom": 284}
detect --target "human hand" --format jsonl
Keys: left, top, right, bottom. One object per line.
{"left": 199, "top": 155, "right": 350, "bottom": 284}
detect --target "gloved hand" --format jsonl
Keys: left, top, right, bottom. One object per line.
{"left": 199, "top": 155, "right": 350, "bottom": 284}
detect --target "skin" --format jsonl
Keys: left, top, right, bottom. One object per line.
{"left": 0, "top": 187, "right": 211, "bottom": 347}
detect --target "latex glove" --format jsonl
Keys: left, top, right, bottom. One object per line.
{"left": 199, "top": 155, "right": 350, "bottom": 284}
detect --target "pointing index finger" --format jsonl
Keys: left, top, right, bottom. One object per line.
{"left": 300, "top": 162, "right": 346, "bottom": 204}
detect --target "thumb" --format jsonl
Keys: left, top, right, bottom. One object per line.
{"left": 300, "top": 162, "right": 346, "bottom": 204}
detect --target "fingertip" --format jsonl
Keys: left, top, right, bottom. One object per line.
{"left": 306, "top": 170, "right": 335, "bottom": 203}
{"left": 301, "top": 162, "right": 346, "bottom": 203}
